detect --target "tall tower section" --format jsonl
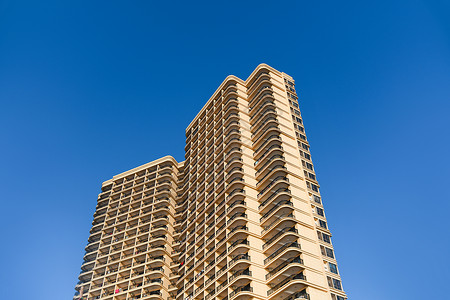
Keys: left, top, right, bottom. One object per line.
{"left": 74, "top": 64, "right": 347, "bottom": 300}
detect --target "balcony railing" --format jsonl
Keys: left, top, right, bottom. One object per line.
{"left": 229, "top": 268, "right": 251, "bottom": 281}
{"left": 282, "top": 290, "right": 310, "bottom": 300}
{"left": 230, "top": 284, "right": 252, "bottom": 298}
{"left": 229, "top": 253, "right": 250, "bottom": 265}
{"left": 262, "top": 212, "right": 294, "bottom": 233}
{"left": 266, "top": 256, "right": 304, "bottom": 280}
{"left": 257, "top": 176, "right": 288, "bottom": 198}
{"left": 267, "top": 273, "right": 306, "bottom": 296}
{"left": 260, "top": 200, "right": 293, "bottom": 222}
{"left": 228, "top": 239, "right": 249, "bottom": 251}
{"left": 264, "top": 241, "right": 301, "bottom": 264}
{"left": 259, "top": 189, "right": 290, "bottom": 210}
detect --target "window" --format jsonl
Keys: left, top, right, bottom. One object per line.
{"left": 321, "top": 246, "right": 334, "bottom": 258}
{"left": 319, "top": 219, "right": 327, "bottom": 229}
{"left": 316, "top": 207, "right": 324, "bottom": 216}
{"left": 326, "top": 247, "right": 334, "bottom": 258}
{"left": 303, "top": 161, "right": 313, "bottom": 170}
{"left": 311, "top": 183, "right": 319, "bottom": 192}
{"left": 322, "top": 233, "right": 331, "bottom": 243}
{"left": 333, "top": 278, "right": 342, "bottom": 290}
{"left": 301, "top": 143, "right": 308, "bottom": 150}
{"left": 313, "top": 195, "right": 321, "bottom": 204}
{"left": 304, "top": 152, "right": 311, "bottom": 160}
{"left": 296, "top": 117, "right": 303, "bottom": 124}
{"left": 327, "top": 277, "right": 342, "bottom": 290}
{"left": 331, "top": 295, "right": 346, "bottom": 300}
{"left": 329, "top": 262, "right": 338, "bottom": 274}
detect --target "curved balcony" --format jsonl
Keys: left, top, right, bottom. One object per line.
{"left": 249, "top": 90, "right": 274, "bottom": 114}
{"left": 249, "top": 99, "right": 276, "bottom": 121}
{"left": 224, "top": 139, "right": 242, "bottom": 155}
{"left": 257, "top": 173, "right": 288, "bottom": 196}
{"left": 225, "top": 147, "right": 242, "bottom": 160}
{"left": 224, "top": 117, "right": 239, "bottom": 131}
{"left": 226, "top": 200, "right": 246, "bottom": 214}
{"left": 254, "top": 144, "right": 283, "bottom": 167}
{"left": 255, "top": 152, "right": 285, "bottom": 175}
{"left": 230, "top": 283, "right": 253, "bottom": 299}
{"left": 261, "top": 211, "right": 296, "bottom": 236}
{"left": 282, "top": 289, "right": 310, "bottom": 300}
{"left": 224, "top": 110, "right": 240, "bottom": 123}
{"left": 247, "top": 71, "right": 271, "bottom": 95}
{"left": 223, "top": 104, "right": 239, "bottom": 118}
{"left": 262, "top": 226, "right": 299, "bottom": 252}
{"left": 264, "top": 241, "right": 301, "bottom": 266}
{"left": 229, "top": 253, "right": 251, "bottom": 270}
{"left": 254, "top": 135, "right": 283, "bottom": 159}
{"left": 256, "top": 166, "right": 287, "bottom": 189}
{"left": 260, "top": 200, "right": 293, "bottom": 224}
{"left": 267, "top": 272, "right": 307, "bottom": 299}
{"left": 225, "top": 179, "right": 245, "bottom": 195}
{"left": 229, "top": 268, "right": 252, "bottom": 287}
{"left": 226, "top": 186, "right": 245, "bottom": 199}
{"left": 248, "top": 84, "right": 273, "bottom": 105}
{"left": 228, "top": 212, "right": 247, "bottom": 224}
{"left": 228, "top": 238, "right": 249, "bottom": 256}
{"left": 252, "top": 126, "right": 282, "bottom": 151}
{"left": 258, "top": 188, "right": 291, "bottom": 211}
{"left": 251, "top": 116, "right": 279, "bottom": 140}
{"left": 266, "top": 256, "right": 304, "bottom": 283}
{"left": 224, "top": 129, "right": 241, "bottom": 142}
{"left": 251, "top": 108, "right": 277, "bottom": 130}
{"left": 225, "top": 166, "right": 243, "bottom": 181}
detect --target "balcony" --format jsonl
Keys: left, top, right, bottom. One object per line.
{"left": 262, "top": 212, "right": 295, "bottom": 235}
{"left": 282, "top": 290, "right": 310, "bottom": 300}
{"left": 229, "top": 268, "right": 251, "bottom": 282}
{"left": 266, "top": 256, "right": 304, "bottom": 280}
{"left": 259, "top": 189, "right": 291, "bottom": 210}
{"left": 260, "top": 200, "right": 293, "bottom": 223}
{"left": 267, "top": 272, "right": 306, "bottom": 296}
{"left": 229, "top": 253, "right": 250, "bottom": 266}
{"left": 230, "top": 283, "right": 252, "bottom": 298}
{"left": 228, "top": 239, "right": 249, "bottom": 252}
{"left": 264, "top": 241, "right": 301, "bottom": 265}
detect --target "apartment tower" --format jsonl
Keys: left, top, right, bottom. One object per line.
{"left": 75, "top": 64, "right": 347, "bottom": 300}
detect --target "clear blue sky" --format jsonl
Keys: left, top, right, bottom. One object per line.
{"left": 1, "top": 1, "right": 449, "bottom": 299}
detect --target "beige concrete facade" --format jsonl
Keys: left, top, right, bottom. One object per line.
{"left": 75, "top": 64, "right": 347, "bottom": 300}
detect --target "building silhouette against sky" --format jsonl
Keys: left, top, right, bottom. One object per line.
{"left": 75, "top": 64, "right": 347, "bottom": 300}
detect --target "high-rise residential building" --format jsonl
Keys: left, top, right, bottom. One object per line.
{"left": 74, "top": 64, "right": 347, "bottom": 300}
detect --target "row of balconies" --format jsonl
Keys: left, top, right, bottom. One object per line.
{"left": 186, "top": 83, "right": 241, "bottom": 135}
{"left": 178, "top": 253, "right": 251, "bottom": 299}
{"left": 186, "top": 114, "right": 241, "bottom": 157}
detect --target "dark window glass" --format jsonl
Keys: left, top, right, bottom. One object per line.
{"left": 333, "top": 278, "right": 342, "bottom": 290}
{"left": 317, "top": 231, "right": 322, "bottom": 240}
{"left": 326, "top": 247, "right": 334, "bottom": 258}
{"left": 313, "top": 195, "right": 321, "bottom": 204}
{"left": 329, "top": 263, "right": 338, "bottom": 274}
{"left": 316, "top": 207, "right": 324, "bottom": 216}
